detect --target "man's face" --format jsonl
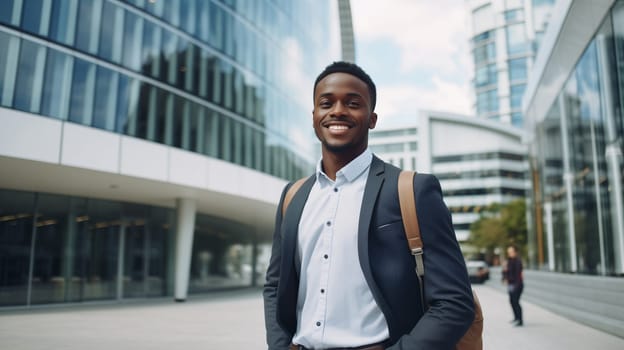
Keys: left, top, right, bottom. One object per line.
{"left": 312, "top": 72, "right": 377, "bottom": 156}
{"left": 507, "top": 247, "right": 516, "bottom": 258}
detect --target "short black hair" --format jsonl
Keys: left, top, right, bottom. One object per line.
{"left": 313, "top": 61, "right": 377, "bottom": 111}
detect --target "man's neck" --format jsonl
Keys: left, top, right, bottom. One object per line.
{"left": 320, "top": 148, "right": 366, "bottom": 180}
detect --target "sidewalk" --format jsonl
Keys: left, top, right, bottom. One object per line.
{"left": 0, "top": 285, "right": 622, "bottom": 349}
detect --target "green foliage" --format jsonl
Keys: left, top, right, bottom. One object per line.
{"left": 468, "top": 199, "right": 527, "bottom": 258}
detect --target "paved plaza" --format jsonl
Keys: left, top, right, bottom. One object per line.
{"left": 1, "top": 284, "right": 623, "bottom": 349}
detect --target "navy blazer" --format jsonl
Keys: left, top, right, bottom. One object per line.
{"left": 263, "top": 156, "right": 474, "bottom": 349}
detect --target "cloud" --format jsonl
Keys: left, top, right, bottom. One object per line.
{"left": 351, "top": 0, "right": 470, "bottom": 77}
{"left": 374, "top": 77, "right": 472, "bottom": 128}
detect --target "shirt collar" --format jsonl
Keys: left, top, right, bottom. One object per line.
{"left": 315, "top": 148, "right": 373, "bottom": 185}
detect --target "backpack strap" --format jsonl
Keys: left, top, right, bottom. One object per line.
{"left": 398, "top": 171, "right": 424, "bottom": 278}
{"left": 281, "top": 177, "right": 308, "bottom": 217}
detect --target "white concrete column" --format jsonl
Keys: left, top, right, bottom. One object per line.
{"left": 544, "top": 201, "right": 555, "bottom": 272}
{"left": 174, "top": 198, "right": 197, "bottom": 301}
{"left": 606, "top": 145, "right": 624, "bottom": 274}
{"left": 559, "top": 94, "right": 578, "bottom": 273}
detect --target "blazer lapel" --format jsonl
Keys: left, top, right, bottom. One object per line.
{"left": 357, "top": 156, "right": 385, "bottom": 282}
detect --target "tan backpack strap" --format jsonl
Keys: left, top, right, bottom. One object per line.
{"left": 281, "top": 177, "right": 307, "bottom": 217}
{"left": 398, "top": 171, "right": 424, "bottom": 278}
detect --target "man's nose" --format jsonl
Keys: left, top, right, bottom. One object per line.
{"left": 330, "top": 101, "right": 347, "bottom": 116}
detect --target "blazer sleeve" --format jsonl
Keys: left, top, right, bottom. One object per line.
{"left": 263, "top": 183, "right": 293, "bottom": 350}
{"left": 389, "top": 174, "right": 475, "bottom": 350}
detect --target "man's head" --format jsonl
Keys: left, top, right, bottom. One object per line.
{"left": 507, "top": 245, "right": 518, "bottom": 258}
{"left": 313, "top": 61, "right": 377, "bottom": 112}
{"left": 312, "top": 62, "right": 378, "bottom": 159}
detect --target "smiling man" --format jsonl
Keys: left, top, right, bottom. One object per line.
{"left": 263, "top": 61, "right": 474, "bottom": 350}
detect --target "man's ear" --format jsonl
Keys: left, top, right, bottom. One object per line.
{"left": 369, "top": 112, "right": 378, "bottom": 129}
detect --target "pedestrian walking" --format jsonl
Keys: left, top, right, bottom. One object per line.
{"left": 503, "top": 244, "right": 524, "bottom": 327}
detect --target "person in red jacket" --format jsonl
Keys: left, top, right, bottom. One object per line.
{"left": 503, "top": 244, "right": 524, "bottom": 327}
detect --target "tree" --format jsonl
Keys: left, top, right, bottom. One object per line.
{"left": 468, "top": 199, "right": 528, "bottom": 262}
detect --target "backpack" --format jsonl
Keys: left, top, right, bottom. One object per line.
{"left": 281, "top": 172, "right": 484, "bottom": 349}
{"left": 398, "top": 171, "right": 483, "bottom": 350}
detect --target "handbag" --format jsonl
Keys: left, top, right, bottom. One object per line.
{"left": 398, "top": 171, "right": 483, "bottom": 350}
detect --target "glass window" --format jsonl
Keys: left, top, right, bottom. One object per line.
{"left": 0, "top": 190, "right": 35, "bottom": 306}
{"left": 0, "top": 0, "right": 20, "bottom": 25}
{"left": 209, "top": 2, "right": 224, "bottom": 51}
{"left": 509, "top": 58, "right": 527, "bottom": 82}
{"left": 79, "top": 199, "right": 121, "bottom": 301}
{"left": 13, "top": 40, "right": 46, "bottom": 114}
{"left": 474, "top": 42, "right": 496, "bottom": 66}
{"left": 162, "top": 0, "right": 180, "bottom": 27}
{"left": 475, "top": 63, "right": 497, "bottom": 87}
{"left": 504, "top": 9, "right": 524, "bottom": 22}
{"left": 506, "top": 23, "right": 528, "bottom": 55}
{"left": 92, "top": 66, "right": 118, "bottom": 131}
{"left": 0, "top": 32, "right": 20, "bottom": 108}
{"left": 162, "top": 30, "right": 179, "bottom": 86}
{"left": 75, "top": 0, "right": 101, "bottom": 54}
{"left": 122, "top": 10, "right": 143, "bottom": 71}
{"left": 179, "top": 0, "right": 195, "bottom": 35}
{"left": 115, "top": 74, "right": 131, "bottom": 134}
{"left": 510, "top": 84, "right": 526, "bottom": 109}
{"left": 30, "top": 194, "right": 69, "bottom": 305}
{"left": 141, "top": 19, "right": 162, "bottom": 79}
{"left": 41, "top": 48, "right": 72, "bottom": 120}
{"left": 511, "top": 112, "right": 523, "bottom": 127}
{"left": 68, "top": 58, "right": 96, "bottom": 126}
{"left": 49, "top": 0, "right": 77, "bottom": 45}
{"left": 21, "top": 0, "right": 46, "bottom": 35}
{"left": 477, "top": 88, "right": 499, "bottom": 114}
{"left": 197, "top": 0, "right": 210, "bottom": 43}
{"left": 98, "top": 0, "right": 122, "bottom": 63}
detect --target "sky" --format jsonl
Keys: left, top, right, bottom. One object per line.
{"left": 350, "top": 0, "right": 473, "bottom": 129}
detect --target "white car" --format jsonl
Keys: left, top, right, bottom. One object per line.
{"left": 466, "top": 260, "right": 490, "bottom": 284}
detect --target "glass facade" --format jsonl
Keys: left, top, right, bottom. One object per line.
{"left": 0, "top": 0, "right": 342, "bottom": 306}
{"left": 469, "top": 0, "right": 555, "bottom": 127}
{"left": 528, "top": 2, "right": 624, "bottom": 275}
{"left": 0, "top": 0, "right": 339, "bottom": 181}
{"left": 0, "top": 189, "right": 174, "bottom": 306}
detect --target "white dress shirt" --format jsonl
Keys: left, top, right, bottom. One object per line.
{"left": 292, "top": 149, "right": 389, "bottom": 349}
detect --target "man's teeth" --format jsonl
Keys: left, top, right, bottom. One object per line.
{"left": 329, "top": 125, "right": 349, "bottom": 130}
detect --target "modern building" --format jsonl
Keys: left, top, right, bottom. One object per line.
{"left": 0, "top": 0, "right": 344, "bottom": 307}
{"left": 523, "top": 0, "right": 624, "bottom": 276}
{"left": 369, "top": 112, "right": 528, "bottom": 245}
{"left": 368, "top": 127, "right": 419, "bottom": 171}
{"left": 466, "top": 0, "right": 555, "bottom": 127}
{"left": 521, "top": 0, "right": 624, "bottom": 337}
{"left": 418, "top": 110, "right": 528, "bottom": 243}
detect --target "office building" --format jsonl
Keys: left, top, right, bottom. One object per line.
{"left": 369, "top": 112, "right": 528, "bottom": 245}
{"left": 418, "top": 111, "right": 528, "bottom": 243}
{"left": 524, "top": 0, "right": 624, "bottom": 276}
{"left": 0, "top": 0, "right": 343, "bottom": 307}
{"left": 369, "top": 127, "right": 418, "bottom": 171}
{"left": 466, "top": 0, "right": 555, "bottom": 127}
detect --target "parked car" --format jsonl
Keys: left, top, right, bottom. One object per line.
{"left": 466, "top": 260, "right": 490, "bottom": 284}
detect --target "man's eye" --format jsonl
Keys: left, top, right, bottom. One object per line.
{"left": 348, "top": 101, "right": 361, "bottom": 107}
{"left": 320, "top": 101, "right": 332, "bottom": 108}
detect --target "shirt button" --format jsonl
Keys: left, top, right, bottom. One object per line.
{"left": 334, "top": 188, "right": 338, "bottom": 192}
{"left": 324, "top": 254, "right": 328, "bottom": 259}
{"left": 321, "top": 289, "right": 325, "bottom": 293}
{"left": 316, "top": 321, "right": 321, "bottom": 327}
{"left": 326, "top": 221, "right": 331, "bottom": 226}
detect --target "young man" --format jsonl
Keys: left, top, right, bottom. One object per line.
{"left": 503, "top": 245, "right": 524, "bottom": 327}
{"left": 263, "top": 61, "right": 474, "bottom": 349}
